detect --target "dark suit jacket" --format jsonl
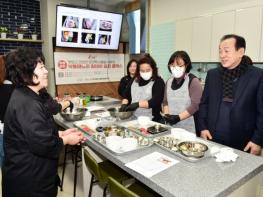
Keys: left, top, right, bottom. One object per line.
{"left": 198, "top": 65, "right": 263, "bottom": 150}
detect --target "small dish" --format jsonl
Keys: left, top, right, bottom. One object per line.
{"left": 121, "top": 138, "right": 138, "bottom": 151}
{"left": 137, "top": 116, "right": 151, "bottom": 127}
{"left": 178, "top": 141, "right": 208, "bottom": 158}
{"left": 147, "top": 124, "right": 168, "bottom": 134}
{"left": 105, "top": 136, "right": 122, "bottom": 151}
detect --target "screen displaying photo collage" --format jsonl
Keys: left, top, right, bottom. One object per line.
{"left": 56, "top": 6, "right": 122, "bottom": 50}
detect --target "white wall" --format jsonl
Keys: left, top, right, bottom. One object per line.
{"left": 150, "top": 0, "right": 263, "bottom": 25}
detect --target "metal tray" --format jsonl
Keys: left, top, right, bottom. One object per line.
{"left": 92, "top": 130, "right": 153, "bottom": 155}
{"left": 116, "top": 120, "right": 171, "bottom": 138}
{"left": 73, "top": 118, "right": 115, "bottom": 136}
{"left": 154, "top": 135, "right": 211, "bottom": 163}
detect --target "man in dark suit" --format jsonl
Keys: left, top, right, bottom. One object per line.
{"left": 198, "top": 34, "right": 263, "bottom": 155}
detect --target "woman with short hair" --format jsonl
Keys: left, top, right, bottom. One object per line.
{"left": 163, "top": 51, "right": 203, "bottom": 133}
{"left": 2, "top": 47, "right": 85, "bottom": 197}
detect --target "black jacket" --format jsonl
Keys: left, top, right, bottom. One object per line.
{"left": 198, "top": 65, "right": 263, "bottom": 150}
{"left": 39, "top": 88, "right": 62, "bottom": 115}
{"left": 2, "top": 87, "right": 64, "bottom": 197}
{"left": 0, "top": 84, "right": 14, "bottom": 123}
{"left": 118, "top": 75, "right": 133, "bottom": 98}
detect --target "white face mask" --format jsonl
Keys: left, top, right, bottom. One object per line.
{"left": 140, "top": 71, "right": 152, "bottom": 80}
{"left": 170, "top": 66, "right": 185, "bottom": 78}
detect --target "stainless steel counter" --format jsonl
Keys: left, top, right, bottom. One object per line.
{"left": 54, "top": 97, "right": 263, "bottom": 197}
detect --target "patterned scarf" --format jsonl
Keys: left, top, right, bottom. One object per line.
{"left": 221, "top": 63, "right": 248, "bottom": 102}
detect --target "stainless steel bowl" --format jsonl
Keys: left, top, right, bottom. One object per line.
{"left": 178, "top": 141, "right": 208, "bottom": 158}
{"left": 60, "top": 108, "right": 87, "bottom": 121}
{"left": 107, "top": 107, "right": 133, "bottom": 120}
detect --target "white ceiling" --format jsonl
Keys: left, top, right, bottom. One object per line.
{"left": 88, "top": 0, "right": 134, "bottom": 6}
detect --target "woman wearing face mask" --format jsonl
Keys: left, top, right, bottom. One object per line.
{"left": 120, "top": 54, "right": 165, "bottom": 122}
{"left": 163, "top": 51, "right": 203, "bottom": 133}
{"left": 118, "top": 59, "right": 138, "bottom": 98}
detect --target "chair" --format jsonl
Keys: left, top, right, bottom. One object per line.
{"left": 60, "top": 144, "right": 82, "bottom": 195}
{"left": 108, "top": 177, "right": 161, "bottom": 197}
{"left": 83, "top": 148, "right": 131, "bottom": 197}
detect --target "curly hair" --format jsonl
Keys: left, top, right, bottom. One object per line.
{"left": 135, "top": 54, "right": 159, "bottom": 81}
{"left": 6, "top": 47, "right": 45, "bottom": 87}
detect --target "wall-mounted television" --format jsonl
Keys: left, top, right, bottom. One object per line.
{"left": 56, "top": 5, "right": 123, "bottom": 50}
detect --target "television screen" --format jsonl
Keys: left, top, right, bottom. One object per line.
{"left": 56, "top": 5, "right": 123, "bottom": 50}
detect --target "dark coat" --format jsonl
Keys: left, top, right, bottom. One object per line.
{"left": 0, "top": 83, "right": 14, "bottom": 122}
{"left": 118, "top": 75, "right": 133, "bottom": 98}
{"left": 2, "top": 87, "right": 64, "bottom": 197}
{"left": 198, "top": 65, "right": 263, "bottom": 150}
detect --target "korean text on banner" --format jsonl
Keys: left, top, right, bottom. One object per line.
{"left": 54, "top": 52, "right": 125, "bottom": 85}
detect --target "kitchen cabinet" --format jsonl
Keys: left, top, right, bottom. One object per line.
{"left": 235, "top": 6, "right": 263, "bottom": 62}
{"left": 210, "top": 11, "right": 235, "bottom": 62}
{"left": 191, "top": 15, "right": 212, "bottom": 62}
{"left": 175, "top": 19, "right": 192, "bottom": 55}
{"left": 174, "top": 5, "right": 263, "bottom": 62}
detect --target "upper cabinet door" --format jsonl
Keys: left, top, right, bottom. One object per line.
{"left": 191, "top": 15, "right": 212, "bottom": 62}
{"left": 175, "top": 19, "right": 192, "bottom": 55}
{"left": 210, "top": 11, "right": 235, "bottom": 62}
{"left": 235, "top": 6, "right": 263, "bottom": 62}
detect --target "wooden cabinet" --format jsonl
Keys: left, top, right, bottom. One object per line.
{"left": 175, "top": 19, "right": 192, "bottom": 55}
{"left": 210, "top": 11, "right": 235, "bottom": 62}
{"left": 235, "top": 6, "right": 263, "bottom": 62}
{"left": 191, "top": 15, "right": 212, "bottom": 62}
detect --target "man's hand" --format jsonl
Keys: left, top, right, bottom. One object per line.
{"left": 200, "top": 130, "right": 212, "bottom": 140}
{"left": 164, "top": 114, "right": 180, "bottom": 125}
{"left": 244, "top": 141, "right": 262, "bottom": 155}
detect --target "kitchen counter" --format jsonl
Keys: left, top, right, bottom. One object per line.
{"left": 88, "top": 96, "right": 120, "bottom": 106}
{"left": 54, "top": 97, "right": 263, "bottom": 197}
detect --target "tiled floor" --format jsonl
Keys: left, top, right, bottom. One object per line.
{"left": 0, "top": 161, "right": 84, "bottom": 197}
{"left": 57, "top": 161, "right": 84, "bottom": 197}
